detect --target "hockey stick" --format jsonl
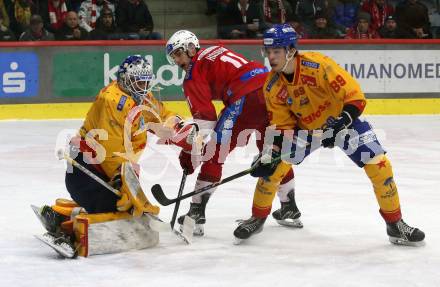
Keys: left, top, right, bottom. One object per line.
{"left": 63, "top": 153, "right": 121, "bottom": 197}
{"left": 151, "top": 145, "right": 311, "bottom": 206}
{"left": 151, "top": 129, "right": 316, "bottom": 206}
{"left": 62, "top": 153, "right": 192, "bottom": 243}
{"left": 170, "top": 170, "right": 188, "bottom": 229}
{"left": 151, "top": 166, "right": 253, "bottom": 206}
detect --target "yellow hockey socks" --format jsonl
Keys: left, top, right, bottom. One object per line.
{"left": 252, "top": 161, "right": 293, "bottom": 218}
{"left": 364, "top": 155, "right": 401, "bottom": 223}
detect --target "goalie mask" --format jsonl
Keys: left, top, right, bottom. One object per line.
{"left": 117, "top": 55, "right": 154, "bottom": 105}
{"left": 165, "top": 30, "right": 200, "bottom": 65}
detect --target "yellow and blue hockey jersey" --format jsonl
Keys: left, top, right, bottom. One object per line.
{"left": 264, "top": 52, "right": 366, "bottom": 131}
{"left": 77, "top": 81, "right": 175, "bottom": 178}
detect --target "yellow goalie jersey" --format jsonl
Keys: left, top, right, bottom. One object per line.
{"left": 264, "top": 51, "right": 366, "bottom": 130}
{"left": 78, "top": 80, "right": 175, "bottom": 178}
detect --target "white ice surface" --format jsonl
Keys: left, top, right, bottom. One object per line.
{"left": 0, "top": 116, "right": 439, "bottom": 287}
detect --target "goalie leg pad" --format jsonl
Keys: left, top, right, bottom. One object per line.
{"left": 55, "top": 198, "right": 79, "bottom": 208}
{"left": 74, "top": 212, "right": 159, "bottom": 257}
{"left": 120, "top": 162, "right": 160, "bottom": 216}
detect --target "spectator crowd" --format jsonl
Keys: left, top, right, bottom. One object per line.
{"left": 1, "top": 0, "right": 439, "bottom": 41}
{"left": 216, "top": 0, "right": 440, "bottom": 39}
{"left": 0, "top": 0, "right": 162, "bottom": 41}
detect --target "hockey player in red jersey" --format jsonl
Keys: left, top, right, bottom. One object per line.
{"left": 165, "top": 30, "right": 301, "bottom": 236}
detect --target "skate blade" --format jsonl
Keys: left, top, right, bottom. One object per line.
{"left": 180, "top": 220, "right": 203, "bottom": 236}
{"left": 233, "top": 237, "right": 244, "bottom": 245}
{"left": 232, "top": 228, "right": 264, "bottom": 245}
{"left": 35, "top": 234, "right": 76, "bottom": 258}
{"left": 232, "top": 225, "right": 264, "bottom": 245}
{"left": 178, "top": 216, "right": 195, "bottom": 244}
{"left": 173, "top": 229, "right": 192, "bottom": 244}
{"left": 389, "top": 236, "right": 425, "bottom": 247}
{"left": 276, "top": 218, "right": 304, "bottom": 228}
{"left": 31, "top": 205, "right": 45, "bottom": 227}
{"left": 144, "top": 214, "right": 193, "bottom": 244}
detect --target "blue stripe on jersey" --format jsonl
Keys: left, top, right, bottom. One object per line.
{"left": 185, "top": 62, "right": 195, "bottom": 80}
{"left": 240, "top": 67, "right": 269, "bottom": 82}
{"left": 117, "top": 96, "right": 127, "bottom": 111}
{"left": 214, "top": 98, "right": 245, "bottom": 144}
{"left": 266, "top": 73, "right": 279, "bottom": 92}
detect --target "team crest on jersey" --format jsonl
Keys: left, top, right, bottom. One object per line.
{"left": 266, "top": 73, "right": 279, "bottom": 92}
{"left": 276, "top": 87, "right": 288, "bottom": 103}
{"left": 300, "top": 75, "right": 317, "bottom": 87}
{"left": 117, "top": 95, "right": 127, "bottom": 111}
{"left": 301, "top": 60, "right": 320, "bottom": 69}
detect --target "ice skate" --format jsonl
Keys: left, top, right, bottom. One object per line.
{"left": 272, "top": 191, "right": 303, "bottom": 228}
{"left": 35, "top": 232, "right": 77, "bottom": 258}
{"left": 31, "top": 205, "right": 66, "bottom": 234}
{"left": 233, "top": 216, "right": 266, "bottom": 245}
{"left": 177, "top": 194, "right": 209, "bottom": 236}
{"left": 387, "top": 219, "right": 425, "bottom": 247}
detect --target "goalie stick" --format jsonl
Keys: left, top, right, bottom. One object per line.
{"left": 60, "top": 153, "right": 192, "bottom": 244}
{"left": 62, "top": 152, "right": 121, "bottom": 197}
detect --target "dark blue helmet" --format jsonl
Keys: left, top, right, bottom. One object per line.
{"left": 263, "top": 24, "right": 297, "bottom": 49}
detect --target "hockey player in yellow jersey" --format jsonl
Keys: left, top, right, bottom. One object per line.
{"left": 64, "top": 55, "right": 184, "bottom": 215}
{"left": 33, "top": 55, "right": 198, "bottom": 257}
{"left": 233, "top": 24, "right": 425, "bottom": 246}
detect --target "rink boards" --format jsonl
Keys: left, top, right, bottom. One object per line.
{"left": 1, "top": 98, "right": 440, "bottom": 120}
{"left": 1, "top": 39, "right": 439, "bottom": 119}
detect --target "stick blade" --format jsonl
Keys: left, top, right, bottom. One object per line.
{"left": 180, "top": 216, "right": 195, "bottom": 244}
{"left": 151, "top": 184, "right": 173, "bottom": 206}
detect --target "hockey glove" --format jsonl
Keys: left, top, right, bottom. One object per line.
{"left": 169, "top": 120, "right": 200, "bottom": 151}
{"left": 250, "top": 149, "right": 282, "bottom": 178}
{"left": 179, "top": 149, "right": 202, "bottom": 175}
{"left": 321, "top": 104, "right": 361, "bottom": 148}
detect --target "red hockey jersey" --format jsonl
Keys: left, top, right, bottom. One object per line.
{"left": 183, "top": 46, "right": 268, "bottom": 121}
